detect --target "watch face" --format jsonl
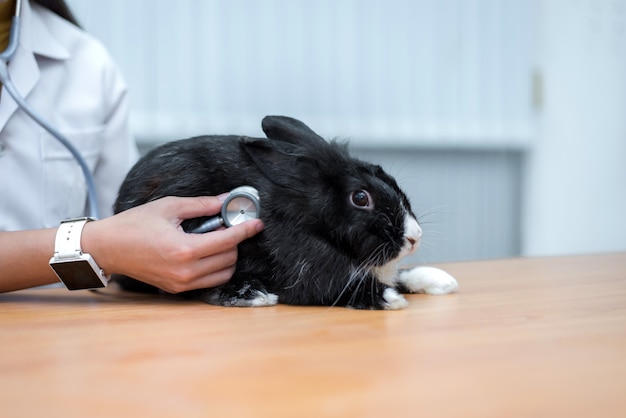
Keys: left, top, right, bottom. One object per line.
{"left": 50, "top": 259, "right": 106, "bottom": 290}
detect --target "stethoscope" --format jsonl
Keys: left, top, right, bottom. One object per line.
{"left": 190, "top": 186, "right": 261, "bottom": 233}
{"left": 0, "top": 0, "right": 100, "bottom": 218}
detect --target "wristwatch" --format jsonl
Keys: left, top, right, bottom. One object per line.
{"left": 49, "top": 217, "right": 109, "bottom": 290}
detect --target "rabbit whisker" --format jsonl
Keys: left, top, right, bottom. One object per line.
{"left": 330, "top": 258, "right": 371, "bottom": 308}
{"left": 283, "top": 260, "right": 310, "bottom": 290}
{"left": 330, "top": 242, "right": 390, "bottom": 308}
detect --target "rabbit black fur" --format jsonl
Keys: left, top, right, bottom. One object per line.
{"left": 113, "top": 116, "right": 457, "bottom": 309}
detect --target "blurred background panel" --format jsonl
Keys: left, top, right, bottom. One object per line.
{"left": 68, "top": 0, "right": 626, "bottom": 264}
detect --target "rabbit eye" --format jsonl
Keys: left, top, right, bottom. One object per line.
{"left": 350, "top": 190, "right": 373, "bottom": 209}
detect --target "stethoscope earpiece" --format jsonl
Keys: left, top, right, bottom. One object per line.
{"left": 190, "top": 186, "right": 261, "bottom": 233}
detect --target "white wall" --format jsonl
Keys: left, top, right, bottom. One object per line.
{"left": 65, "top": 0, "right": 626, "bottom": 261}
{"left": 523, "top": 0, "right": 626, "bottom": 256}
{"left": 67, "top": 0, "right": 532, "bottom": 147}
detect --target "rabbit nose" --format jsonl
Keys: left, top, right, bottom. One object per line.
{"left": 405, "top": 235, "right": 420, "bottom": 255}
{"left": 409, "top": 223, "right": 422, "bottom": 240}
{"left": 407, "top": 233, "right": 421, "bottom": 246}
{"left": 405, "top": 221, "right": 422, "bottom": 252}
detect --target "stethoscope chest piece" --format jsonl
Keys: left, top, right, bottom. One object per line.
{"left": 221, "top": 186, "right": 260, "bottom": 227}
{"left": 190, "top": 186, "right": 261, "bottom": 233}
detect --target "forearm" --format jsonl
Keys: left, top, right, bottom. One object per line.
{"left": 0, "top": 229, "right": 60, "bottom": 292}
{"left": 0, "top": 196, "right": 263, "bottom": 295}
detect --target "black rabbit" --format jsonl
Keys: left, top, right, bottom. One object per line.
{"left": 113, "top": 116, "right": 457, "bottom": 309}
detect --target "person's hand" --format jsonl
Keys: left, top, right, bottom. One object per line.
{"left": 82, "top": 195, "right": 264, "bottom": 293}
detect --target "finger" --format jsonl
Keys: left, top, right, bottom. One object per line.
{"left": 168, "top": 249, "right": 239, "bottom": 292}
{"left": 162, "top": 220, "right": 264, "bottom": 292}
{"left": 187, "top": 265, "right": 236, "bottom": 291}
{"left": 228, "top": 219, "right": 265, "bottom": 242}
{"left": 162, "top": 195, "right": 228, "bottom": 221}
{"left": 163, "top": 265, "right": 235, "bottom": 293}
{"left": 190, "top": 219, "right": 264, "bottom": 258}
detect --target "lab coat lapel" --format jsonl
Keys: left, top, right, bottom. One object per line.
{"left": 0, "top": 48, "right": 39, "bottom": 130}
{"left": 0, "top": 0, "right": 70, "bottom": 130}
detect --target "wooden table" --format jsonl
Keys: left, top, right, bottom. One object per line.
{"left": 1, "top": 253, "right": 625, "bottom": 418}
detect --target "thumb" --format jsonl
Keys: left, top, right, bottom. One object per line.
{"left": 190, "top": 217, "right": 265, "bottom": 258}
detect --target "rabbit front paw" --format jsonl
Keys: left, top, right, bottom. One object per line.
{"left": 396, "top": 266, "right": 458, "bottom": 295}
{"left": 382, "top": 287, "right": 409, "bottom": 310}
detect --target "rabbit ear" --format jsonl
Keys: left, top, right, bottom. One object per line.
{"left": 240, "top": 136, "right": 312, "bottom": 192}
{"left": 262, "top": 116, "right": 327, "bottom": 148}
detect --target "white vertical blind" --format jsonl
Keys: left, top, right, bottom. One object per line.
{"left": 68, "top": 0, "right": 533, "bottom": 147}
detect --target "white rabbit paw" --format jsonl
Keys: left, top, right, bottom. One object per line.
{"left": 396, "top": 266, "right": 458, "bottom": 295}
{"left": 382, "top": 287, "right": 409, "bottom": 310}
{"left": 242, "top": 290, "right": 279, "bottom": 307}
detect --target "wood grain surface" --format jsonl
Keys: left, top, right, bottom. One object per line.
{"left": 1, "top": 253, "right": 625, "bottom": 418}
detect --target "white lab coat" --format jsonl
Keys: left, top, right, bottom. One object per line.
{"left": 0, "top": 0, "right": 138, "bottom": 231}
